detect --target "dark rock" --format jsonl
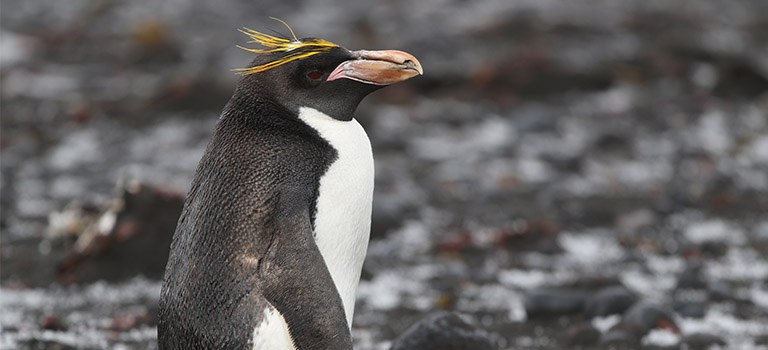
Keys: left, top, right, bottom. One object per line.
{"left": 601, "top": 328, "right": 640, "bottom": 348}
{"left": 524, "top": 287, "right": 588, "bottom": 318}
{"left": 584, "top": 285, "right": 638, "bottom": 319}
{"left": 624, "top": 301, "right": 679, "bottom": 332}
{"left": 681, "top": 332, "right": 726, "bottom": 349}
{"left": 41, "top": 315, "right": 66, "bottom": 331}
{"left": 708, "top": 281, "right": 735, "bottom": 302}
{"left": 146, "top": 299, "right": 160, "bottom": 326}
{"left": 390, "top": 311, "right": 495, "bottom": 350}
{"left": 566, "top": 275, "right": 624, "bottom": 290}
{"left": 609, "top": 301, "right": 679, "bottom": 340}
{"left": 562, "top": 322, "right": 600, "bottom": 346}
{"left": 110, "top": 315, "right": 139, "bottom": 332}
{"left": 495, "top": 219, "right": 562, "bottom": 254}
{"left": 676, "top": 263, "right": 707, "bottom": 290}
{"left": 673, "top": 300, "right": 707, "bottom": 318}
{"left": 699, "top": 241, "right": 728, "bottom": 258}
{"left": 756, "top": 334, "right": 768, "bottom": 345}
{"left": 56, "top": 180, "right": 183, "bottom": 284}
{"left": 713, "top": 60, "right": 768, "bottom": 99}
{"left": 708, "top": 282, "right": 751, "bottom": 304}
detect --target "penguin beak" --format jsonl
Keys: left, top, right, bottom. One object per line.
{"left": 327, "top": 49, "right": 423, "bottom": 85}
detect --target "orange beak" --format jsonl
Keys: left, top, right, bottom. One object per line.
{"left": 327, "top": 49, "right": 423, "bottom": 85}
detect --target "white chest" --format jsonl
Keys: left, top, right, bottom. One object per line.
{"left": 298, "top": 107, "right": 374, "bottom": 327}
{"left": 250, "top": 108, "right": 373, "bottom": 350}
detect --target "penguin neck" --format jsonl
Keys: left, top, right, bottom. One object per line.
{"left": 297, "top": 107, "right": 374, "bottom": 327}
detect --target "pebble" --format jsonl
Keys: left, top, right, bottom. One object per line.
{"left": 621, "top": 301, "right": 679, "bottom": 335}
{"left": 524, "top": 288, "right": 588, "bottom": 318}
{"left": 40, "top": 315, "right": 66, "bottom": 331}
{"left": 680, "top": 332, "right": 726, "bottom": 349}
{"left": 602, "top": 300, "right": 679, "bottom": 346}
{"left": 676, "top": 263, "right": 707, "bottom": 290}
{"left": 562, "top": 322, "right": 600, "bottom": 346}
{"left": 673, "top": 300, "right": 707, "bottom": 318}
{"left": 584, "top": 285, "right": 638, "bottom": 319}
{"left": 390, "top": 311, "right": 495, "bottom": 350}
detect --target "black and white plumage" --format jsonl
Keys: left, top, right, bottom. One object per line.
{"left": 157, "top": 28, "right": 422, "bottom": 350}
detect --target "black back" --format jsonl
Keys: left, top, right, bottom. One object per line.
{"left": 157, "top": 88, "right": 351, "bottom": 349}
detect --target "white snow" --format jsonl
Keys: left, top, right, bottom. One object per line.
{"left": 642, "top": 328, "right": 681, "bottom": 347}
{"left": 747, "top": 135, "right": 768, "bottom": 165}
{"left": 357, "top": 270, "right": 430, "bottom": 311}
{"left": 684, "top": 220, "right": 746, "bottom": 245}
{"left": 0, "top": 31, "right": 34, "bottom": 67}
{"left": 498, "top": 269, "right": 572, "bottom": 289}
{"left": 688, "top": 110, "right": 732, "bottom": 156}
{"left": 679, "top": 308, "right": 768, "bottom": 349}
{"left": 621, "top": 267, "right": 677, "bottom": 299}
{"left": 47, "top": 129, "right": 102, "bottom": 171}
{"left": 706, "top": 248, "right": 768, "bottom": 281}
{"left": 558, "top": 231, "right": 625, "bottom": 266}
{"left": 591, "top": 314, "right": 621, "bottom": 332}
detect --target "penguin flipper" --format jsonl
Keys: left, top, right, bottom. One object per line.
{"left": 253, "top": 204, "right": 353, "bottom": 349}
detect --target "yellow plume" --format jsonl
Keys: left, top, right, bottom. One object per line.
{"left": 234, "top": 22, "right": 339, "bottom": 75}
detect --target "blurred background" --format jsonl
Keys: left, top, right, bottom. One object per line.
{"left": 2, "top": 0, "right": 768, "bottom": 349}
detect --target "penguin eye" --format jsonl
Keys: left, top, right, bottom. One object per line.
{"left": 306, "top": 71, "right": 323, "bottom": 80}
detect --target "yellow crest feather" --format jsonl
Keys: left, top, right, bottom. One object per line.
{"left": 234, "top": 20, "right": 339, "bottom": 75}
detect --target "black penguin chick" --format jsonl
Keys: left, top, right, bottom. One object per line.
{"left": 157, "top": 26, "right": 422, "bottom": 350}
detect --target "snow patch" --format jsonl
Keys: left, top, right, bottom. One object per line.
{"left": 357, "top": 270, "right": 430, "bottom": 311}
{"left": 642, "top": 328, "right": 680, "bottom": 347}
{"left": 592, "top": 314, "right": 621, "bottom": 332}
{"left": 559, "top": 231, "right": 625, "bottom": 266}
{"left": 684, "top": 220, "right": 746, "bottom": 245}
{"left": 47, "top": 129, "right": 102, "bottom": 171}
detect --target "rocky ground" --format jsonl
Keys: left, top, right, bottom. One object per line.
{"left": 2, "top": 0, "right": 768, "bottom": 349}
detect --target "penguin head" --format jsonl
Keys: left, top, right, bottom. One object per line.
{"left": 235, "top": 30, "right": 423, "bottom": 121}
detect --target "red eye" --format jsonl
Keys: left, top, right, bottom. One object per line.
{"left": 307, "top": 71, "right": 323, "bottom": 80}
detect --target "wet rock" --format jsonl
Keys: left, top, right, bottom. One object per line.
{"left": 713, "top": 61, "right": 768, "bottom": 99}
{"left": 566, "top": 275, "right": 624, "bottom": 290}
{"left": 147, "top": 74, "right": 232, "bottom": 112}
{"left": 110, "top": 315, "right": 139, "bottom": 332}
{"left": 56, "top": 180, "right": 183, "bottom": 284}
{"left": 708, "top": 282, "right": 751, "bottom": 304}
{"left": 673, "top": 300, "right": 707, "bottom": 318}
{"left": 437, "top": 230, "right": 475, "bottom": 253}
{"left": 46, "top": 200, "right": 102, "bottom": 240}
{"left": 390, "top": 311, "right": 494, "bottom": 350}
{"left": 110, "top": 309, "right": 154, "bottom": 332}
{"left": 129, "top": 19, "right": 182, "bottom": 64}
{"left": 495, "top": 219, "right": 561, "bottom": 254}
{"left": 604, "top": 301, "right": 679, "bottom": 345}
{"left": 676, "top": 263, "right": 707, "bottom": 290}
{"left": 708, "top": 281, "right": 735, "bottom": 302}
{"left": 616, "top": 209, "right": 656, "bottom": 236}
{"left": 562, "top": 322, "right": 600, "bottom": 347}
{"left": 756, "top": 334, "right": 768, "bottom": 345}
{"left": 146, "top": 299, "right": 160, "bottom": 326}
{"left": 622, "top": 301, "right": 679, "bottom": 334}
{"left": 601, "top": 330, "right": 639, "bottom": 348}
{"left": 40, "top": 315, "right": 66, "bottom": 331}
{"left": 584, "top": 285, "right": 638, "bottom": 319}
{"left": 524, "top": 288, "right": 588, "bottom": 318}
{"left": 680, "top": 332, "right": 726, "bottom": 349}
{"left": 699, "top": 241, "right": 728, "bottom": 258}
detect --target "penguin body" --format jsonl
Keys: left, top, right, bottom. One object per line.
{"left": 159, "top": 98, "right": 350, "bottom": 349}
{"left": 158, "top": 29, "right": 421, "bottom": 350}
